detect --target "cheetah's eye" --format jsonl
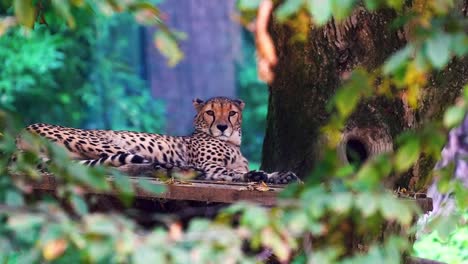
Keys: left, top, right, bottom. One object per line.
{"left": 229, "top": 111, "right": 237, "bottom": 116}
{"left": 206, "top": 110, "right": 215, "bottom": 116}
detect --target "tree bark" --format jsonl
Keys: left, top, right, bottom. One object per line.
{"left": 261, "top": 7, "right": 468, "bottom": 189}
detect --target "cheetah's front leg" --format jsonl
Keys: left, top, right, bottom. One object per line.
{"left": 198, "top": 164, "right": 248, "bottom": 182}
{"left": 200, "top": 163, "right": 300, "bottom": 184}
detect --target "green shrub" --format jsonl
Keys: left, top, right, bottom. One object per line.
{"left": 414, "top": 211, "right": 468, "bottom": 263}
{"left": 0, "top": 11, "right": 165, "bottom": 133}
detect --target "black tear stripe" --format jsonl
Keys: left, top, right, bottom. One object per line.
{"left": 209, "top": 114, "right": 216, "bottom": 131}
{"left": 228, "top": 115, "right": 234, "bottom": 127}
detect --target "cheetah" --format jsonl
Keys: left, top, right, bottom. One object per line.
{"left": 17, "top": 97, "right": 299, "bottom": 184}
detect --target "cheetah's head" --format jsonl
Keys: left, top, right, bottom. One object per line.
{"left": 193, "top": 97, "right": 245, "bottom": 146}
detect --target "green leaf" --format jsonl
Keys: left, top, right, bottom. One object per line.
{"left": 364, "top": 0, "right": 384, "bottom": 10}
{"left": 132, "top": 246, "right": 166, "bottom": 264}
{"left": 379, "top": 193, "right": 415, "bottom": 225}
{"left": 356, "top": 193, "right": 378, "bottom": 217}
{"left": 168, "top": 247, "right": 190, "bottom": 264}
{"left": 40, "top": 223, "right": 64, "bottom": 244}
{"left": 154, "top": 30, "right": 184, "bottom": 67}
{"left": 85, "top": 241, "right": 113, "bottom": 263}
{"left": 128, "top": 2, "right": 161, "bottom": 14}
{"left": 355, "top": 162, "right": 381, "bottom": 190}
{"left": 454, "top": 181, "right": 468, "bottom": 208}
{"left": 5, "top": 190, "right": 24, "bottom": 207}
{"left": 48, "top": 143, "right": 74, "bottom": 165}
{"left": 335, "top": 164, "right": 356, "bottom": 178}
{"left": 223, "top": 202, "right": 251, "bottom": 215}
{"left": 112, "top": 171, "right": 135, "bottom": 195}
{"left": 334, "top": 77, "right": 364, "bottom": 118}
{"left": 51, "top": 0, "right": 76, "bottom": 29}
{"left": 241, "top": 206, "right": 269, "bottom": 230}
{"left": 395, "top": 137, "right": 420, "bottom": 172}
{"left": 7, "top": 213, "right": 45, "bottom": 230}
{"left": 334, "top": 83, "right": 361, "bottom": 117}
{"left": 301, "top": 187, "right": 327, "bottom": 218}
{"left": 70, "top": 194, "right": 88, "bottom": 216}
{"left": 464, "top": 85, "right": 468, "bottom": 101}
{"left": 308, "top": 248, "right": 341, "bottom": 264}
{"left": 285, "top": 211, "right": 309, "bottom": 234}
{"left": 307, "top": 0, "right": 332, "bottom": 25}
{"left": 111, "top": 171, "right": 135, "bottom": 205}
{"left": 386, "top": 0, "right": 404, "bottom": 9}
{"left": 443, "top": 106, "right": 466, "bottom": 128}
{"left": 84, "top": 215, "right": 118, "bottom": 236}
{"left": 66, "top": 164, "right": 110, "bottom": 191}
{"left": 14, "top": 0, "right": 36, "bottom": 28}
{"left": 374, "top": 154, "right": 393, "bottom": 176}
{"left": 330, "top": 0, "right": 355, "bottom": 20}
{"left": 138, "top": 178, "right": 166, "bottom": 194}
{"left": 383, "top": 45, "right": 411, "bottom": 75}
{"left": 237, "top": 0, "right": 262, "bottom": 11}
{"left": 427, "top": 212, "right": 459, "bottom": 240}
{"left": 382, "top": 236, "right": 406, "bottom": 263}
{"left": 187, "top": 218, "right": 211, "bottom": 232}
{"left": 414, "top": 48, "right": 428, "bottom": 70}
{"left": 450, "top": 33, "right": 468, "bottom": 57}
{"left": 13, "top": 250, "right": 41, "bottom": 264}
{"left": 275, "top": 0, "right": 304, "bottom": 22}
{"left": 330, "top": 193, "right": 353, "bottom": 213}
{"left": 426, "top": 32, "right": 452, "bottom": 69}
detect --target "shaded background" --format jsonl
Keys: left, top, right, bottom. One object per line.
{"left": 147, "top": 0, "right": 240, "bottom": 135}
{"left": 0, "top": 0, "right": 268, "bottom": 167}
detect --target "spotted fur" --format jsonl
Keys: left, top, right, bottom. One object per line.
{"left": 18, "top": 97, "right": 299, "bottom": 184}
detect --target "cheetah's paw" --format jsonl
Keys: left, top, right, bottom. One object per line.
{"left": 244, "top": 170, "right": 269, "bottom": 182}
{"left": 267, "top": 171, "right": 301, "bottom": 184}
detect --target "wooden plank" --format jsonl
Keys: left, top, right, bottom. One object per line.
{"left": 31, "top": 174, "right": 434, "bottom": 211}
{"left": 32, "top": 174, "right": 281, "bottom": 206}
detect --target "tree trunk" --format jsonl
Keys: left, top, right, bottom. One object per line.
{"left": 146, "top": 0, "right": 240, "bottom": 136}
{"left": 261, "top": 7, "right": 468, "bottom": 189}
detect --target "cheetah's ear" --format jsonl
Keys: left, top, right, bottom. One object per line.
{"left": 193, "top": 98, "right": 205, "bottom": 112}
{"left": 234, "top": 99, "right": 245, "bottom": 110}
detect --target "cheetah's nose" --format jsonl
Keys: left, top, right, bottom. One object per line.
{"left": 217, "top": 124, "right": 228, "bottom": 132}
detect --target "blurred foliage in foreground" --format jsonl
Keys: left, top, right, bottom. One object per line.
{"left": 0, "top": 0, "right": 467, "bottom": 263}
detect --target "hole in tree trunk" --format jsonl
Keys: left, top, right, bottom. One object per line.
{"left": 338, "top": 126, "right": 393, "bottom": 176}
{"left": 345, "top": 138, "right": 368, "bottom": 167}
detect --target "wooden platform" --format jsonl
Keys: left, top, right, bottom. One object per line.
{"left": 32, "top": 174, "right": 282, "bottom": 206}
{"left": 31, "top": 174, "right": 434, "bottom": 213}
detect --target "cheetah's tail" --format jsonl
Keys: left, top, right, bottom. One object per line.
{"left": 78, "top": 153, "right": 149, "bottom": 167}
